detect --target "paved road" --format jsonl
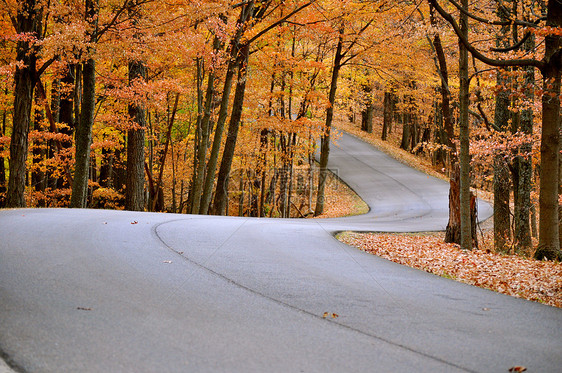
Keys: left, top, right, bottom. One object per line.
{"left": 0, "top": 133, "right": 560, "bottom": 372}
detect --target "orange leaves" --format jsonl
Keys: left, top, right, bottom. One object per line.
{"left": 339, "top": 232, "right": 562, "bottom": 308}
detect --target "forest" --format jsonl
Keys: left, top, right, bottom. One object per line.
{"left": 0, "top": 0, "right": 561, "bottom": 259}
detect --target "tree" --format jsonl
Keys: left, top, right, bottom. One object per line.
{"left": 125, "top": 1, "right": 147, "bottom": 211}
{"left": 6, "top": 0, "right": 42, "bottom": 207}
{"left": 70, "top": 0, "right": 98, "bottom": 208}
{"left": 431, "top": 0, "right": 562, "bottom": 259}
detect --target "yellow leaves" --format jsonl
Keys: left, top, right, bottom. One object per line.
{"left": 322, "top": 312, "right": 339, "bottom": 319}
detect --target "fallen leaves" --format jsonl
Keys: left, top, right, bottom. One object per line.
{"left": 163, "top": 260, "right": 172, "bottom": 264}
{"left": 322, "top": 312, "right": 339, "bottom": 319}
{"left": 76, "top": 307, "right": 92, "bottom": 311}
{"left": 338, "top": 232, "right": 562, "bottom": 308}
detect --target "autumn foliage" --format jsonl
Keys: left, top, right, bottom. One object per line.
{"left": 0, "top": 0, "right": 561, "bottom": 260}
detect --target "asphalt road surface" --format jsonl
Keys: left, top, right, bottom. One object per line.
{"left": 1, "top": 132, "right": 560, "bottom": 373}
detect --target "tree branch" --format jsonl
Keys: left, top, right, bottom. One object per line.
{"left": 429, "top": 0, "right": 543, "bottom": 69}
{"left": 491, "top": 31, "right": 532, "bottom": 52}
{"left": 446, "top": 0, "right": 543, "bottom": 28}
{"left": 248, "top": 0, "right": 316, "bottom": 43}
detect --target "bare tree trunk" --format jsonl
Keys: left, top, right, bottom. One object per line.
{"left": 457, "top": 0, "right": 472, "bottom": 250}
{"left": 7, "top": 0, "right": 40, "bottom": 207}
{"left": 514, "top": 35, "right": 535, "bottom": 254}
{"left": 70, "top": 56, "right": 96, "bottom": 208}
{"left": 125, "top": 58, "right": 147, "bottom": 211}
{"left": 213, "top": 43, "right": 250, "bottom": 215}
{"left": 191, "top": 38, "right": 220, "bottom": 214}
{"left": 535, "top": 0, "right": 562, "bottom": 259}
{"left": 70, "top": 0, "right": 97, "bottom": 208}
{"left": 199, "top": 31, "right": 244, "bottom": 214}
{"left": 315, "top": 24, "right": 344, "bottom": 216}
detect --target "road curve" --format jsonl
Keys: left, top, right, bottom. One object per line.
{"left": 1, "top": 133, "right": 560, "bottom": 373}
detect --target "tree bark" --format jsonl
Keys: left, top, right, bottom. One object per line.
{"left": 199, "top": 5, "right": 251, "bottom": 215}
{"left": 494, "top": 154, "right": 511, "bottom": 251}
{"left": 70, "top": 56, "right": 96, "bottom": 208}
{"left": 125, "top": 59, "right": 147, "bottom": 211}
{"left": 514, "top": 35, "right": 535, "bottom": 254}
{"left": 213, "top": 42, "right": 250, "bottom": 215}
{"left": 191, "top": 37, "right": 220, "bottom": 214}
{"left": 458, "top": 0, "right": 472, "bottom": 250}
{"left": 445, "top": 163, "right": 478, "bottom": 247}
{"left": 7, "top": 0, "right": 40, "bottom": 207}
{"left": 70, "top": 0, "right": 98, "bottom": 208}
{"left": 535, "top": 0, "right": 562, "bottom": 260}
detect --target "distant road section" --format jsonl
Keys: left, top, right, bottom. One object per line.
{"left": 1, "top": 133, "right": 560, "bottom": 373}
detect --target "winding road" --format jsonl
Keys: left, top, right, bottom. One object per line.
{"left": 1, "top": 133, "right": 560, "bottom": 372}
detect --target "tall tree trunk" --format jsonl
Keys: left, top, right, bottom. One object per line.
{"left": 70, "top": 0, "right": 98, "bottom": 208}
{"left": 191, "top": 38, "right": 220, "bottom": 214}
{"left": 458, "top": 0, "right": 472, "bottom": 250}
{"left": 7, "top": 0, "right": 40, "bottom": 207}
{"left": 199, "top": 6, "right": 251, "bottom": 215}
{"left": 492, "top": 0, "right": 513, "bottom": 253}
{"left": 514, "top": 35, "right": 535, "bottom": 254}
{"left": 125, "top": 59, "right": 147, "bottom": 211}
{"left": 187, "top": 57, "right": 204, "bottom": 212}
{"left": 315, "top": 24, "right": 344, "bottom": 216}
{"left": 70, "top": 56, "right": 96, "bottom": 208}
{"left": 213, "top": 42, "right": 250, "bottom": 215}
{"left": 535, "top": 0, "right": 562, "bottom": 260}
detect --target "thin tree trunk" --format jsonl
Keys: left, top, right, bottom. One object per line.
{"left": 458, "top": 0, "right": 472, "bottom": 250}
{"left": 70, "top": 56, "right": 96, "bottom": 208}
{"left": 213, "top": 42, "right": 250, "bottom": 215}
{"left": 199, "top": 8, "right": 250, "bottom": 215}
{"left": 151, "top": 93, "right": 179, "bottom": 211}
{"left": 70, "top": 0, "right": 97, "bottom": 208}
{"left": 315, "top": 24, "right": 344, "bottom": 216}
{"left": 191, "top": 37, "right": 220, "bottom": 214}
{"left": 382, "top": 91, "right": 392, "bottom": 141}
{"left": 514, "top": 35, "right": 535, "bottom": 254}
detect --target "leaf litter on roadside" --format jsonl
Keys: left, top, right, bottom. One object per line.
{"left": 338, "top": 232, "right": 562, "bottom": 308}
